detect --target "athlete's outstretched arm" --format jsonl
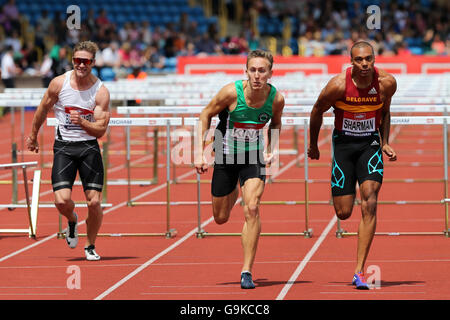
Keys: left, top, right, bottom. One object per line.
{"left": 308, "top": 74, "right": 345, "bottom": 160}
{"left": 26, "top": 76, "right": 63, "bottom": 153}
{"left": 195, "top": 83, "right": 236, "bottom": 173}
{"left": 379, "top": 72, "right": 397, "bottom": 161}
{"left": 71, "top": 86, "right": 111, "bottom": 139}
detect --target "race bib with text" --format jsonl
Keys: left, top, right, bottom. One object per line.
{"left": 342, "top": 111, "right": 376, "bottom": 136}
{"left": 64, "top": 106, "right": 94, "bottom": 130}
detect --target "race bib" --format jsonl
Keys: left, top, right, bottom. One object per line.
{"left": 342, "top": 111, "right": 376, "bottom": 136}
{"left": 64, "top": 106, "right": 94, "bottom": 130}
{"left": 230, "top": 122, "right": 264, "bottom": 143}
{"left": 231, "top": 128, "right": 260, "bottom": 142}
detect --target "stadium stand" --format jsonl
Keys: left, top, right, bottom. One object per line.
{"left": 0, "top": 0, "right": 447, "bottom": 83}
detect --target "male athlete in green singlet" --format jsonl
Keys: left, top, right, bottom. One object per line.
{"left": 195, "top": 50, "right": 285, "bottom": 289}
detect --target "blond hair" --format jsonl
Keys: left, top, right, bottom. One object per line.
{"left": 246, "top": 49, "right": 273, "bottom": 70}
{"left": 73, "top": 41, "right": 99, "bottom": 57}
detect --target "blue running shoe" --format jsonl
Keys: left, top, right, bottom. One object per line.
{"left": 240, "top": 272, "right": 255, "bottom": 289}
{"left": 352, "top": 272, "right": 370, "bottom": 290}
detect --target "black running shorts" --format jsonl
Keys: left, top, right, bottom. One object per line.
{"left": 211, "top": 162, "right": 266, "bottom": 197}
{"left": 331, "top": 129, "right": 383, "bottom": 196}
{"left": 51, "top": 139, "right": 104, "bottom": 192}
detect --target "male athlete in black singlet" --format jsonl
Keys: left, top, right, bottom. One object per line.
{"left": 308, "top": 41, "right": 397, "bottom": 289}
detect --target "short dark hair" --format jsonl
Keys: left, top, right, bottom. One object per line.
{"left": 246, "top": 49, "right": 273, "bottom": 70}
{"left": 350, "top": 41, "right": 375, "bottom": 58}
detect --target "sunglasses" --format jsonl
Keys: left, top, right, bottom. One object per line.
{"left": 73, "top": 57, "right": 94, "bottom": 66}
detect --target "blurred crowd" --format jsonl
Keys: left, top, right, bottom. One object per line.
{"left": 0, "top": 0, "right": 448, "bottom": 86}
{"left": 238, "top": 0, "right": 449, "bottom": 56}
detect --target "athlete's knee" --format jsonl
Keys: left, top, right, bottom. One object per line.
{"left": 54, "top": 196, "right": 72, "bottom": 210}
{"left": 361, "top": 197, "right": 378, "bottom": 217}
{"left": 335, "top": 207, "right": 352, "bottom": 220}
{"left": 85, "top": 190, "right": 102, "bottom": 209}
{"left": 213, "top": 203, "right": 230, "bottom": 224}
{"left": 87, "top": 197, "right": 101, "bottom": 209}
{"left": 244, "top": 202, "right": 260, "bottom": 220}
{"left": 213, "top": 210, "right": 230, "bottom": 225}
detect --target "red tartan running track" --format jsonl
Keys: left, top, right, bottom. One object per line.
{"left": 0, "top": 110, "right": 449, "bottom": 314}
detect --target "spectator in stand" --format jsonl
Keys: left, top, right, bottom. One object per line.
{"left": 84, "top": 8, "right": 97, "bottom": 36}
{"left": 431, "top": 34, "right": 446, "bottom": 55}
{"left": 37, "top": 10, "right": 52, "bottom": 35}
{"left": 118, "top": 22, "right": 131, "bottom": 43}
{"left": 140, "top": 21, "right": 153, "bottom": 45}
{"left": 1, "top": 45, "right": 19, "bottom": 88}
{"left": 118, "top": 42, "right": 132, "bottom": 68}
{"left": 96, "top": 9, "right": 111, "bottom": 29}
{"left": 178, "top": 41, "right": 197, "bottom": 56}
{"left": 186, "top": 20, "right": 200, "bottom": 43}
{"left": 20, "top": 40, "right": 39, "bottom": 75}
{"left": 4, "top": 29, "right": 21, "bottom": 53}
{"left": 102, "top": 42, "right": 121, "bottom": 68}
{"left": 247, "top": 31, "right": 261, "bottom": 51}
{"left": 144, "top": 44, "right": 165, "bottom": 70}
{"left": 127, "top": 22, "right": 141, "bottom": 44}
{"left": 195, "top": 32, "right": 221, "bottom": 56}
{"left": 129, "top": 43, "right": 145, "bottom": 67}
{"left": 1, "top": 45, "right": 19, "bottom": 114}
{"left": 51, "top": 46, "right": 71, "bottom": 77}
{"left": 0, "top": 5, "right": 12, "bottom": 36}
{"left": 3, "top": 0, "right": 20, "bottom": 35}
{"left": 40, "top": 53, "right": 54, "bottom": 87}
{"left": 0, "top": 0, "right": 447, "bottom": 80}
{"left": 395, "top": 41, "right": 412, "bottom": 56}
{"left": 96, "top": 9, "right": 115, "bottom": 43}
{"left": 53, "top": 13, "right": 68, "bottom": 45}
{"left": 127, "top": 66, "right": 147, "bottom": 105}
{"left": 127, "top": 66, "right": 147, "bottom": 80}
{"left": 179, "top": 12, "right": 190, "bottom": 34}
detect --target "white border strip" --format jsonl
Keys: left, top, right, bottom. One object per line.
{"left": 276, "top": 216, "right": 337, "bottom": 300}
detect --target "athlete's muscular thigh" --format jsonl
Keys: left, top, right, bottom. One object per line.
{"left": 78, "top": 140, "right": 104, "bottom": 192}
{"left": 241, "top": 178, "right": 264, "bottom": 211}
{"left": 52, "top": 140, "right": 78, "bottom": 191}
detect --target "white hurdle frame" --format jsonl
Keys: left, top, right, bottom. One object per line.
{"left": 186, "top": 116, "right": 448, "bottom": 238}
{"left": 47, "top": 117, "right": 182, "bottom": 239}
{"left": 0, "top": 161, "right": 40, "bottom": 238}
{"left": 115, "top": 108, "right": 450, "bottom": 238}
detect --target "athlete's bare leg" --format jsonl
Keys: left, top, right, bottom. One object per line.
{"left": 84, "top": 189, "right": 103, "bottom": 247}
{"left": 240, "top": 178, "right": 264, "bottom": 273}
{"left": 355, "top": 180, "right": 380, "bottom": 274}
{"left": 212, "top": 185, "right": 239, "bottom": 224}
{"left": 54, "top": 188, "right": 76, "bottom": 222}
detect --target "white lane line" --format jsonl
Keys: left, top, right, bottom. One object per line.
{"left": 140, "top": 292, "right": 247, "bottom": 295}
{"left": 94, "top": 216, "right": 214, "bottom": 300}
{"left": 0, "top": 286, "right": 67, "bottom": 289}
{"left": 319, "top": 291, "right": 426, "bottom": 295}
{"left": 0, "top": 293, "right": 68, "bottom": 296}
{"left": 276, "top": 215, "right": 337, "bottom": 300}
{"left": 1, "top": 257, "right": 448, "bottom": 270}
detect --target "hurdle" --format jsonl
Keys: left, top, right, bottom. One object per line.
{"left": 180, "top": 115, "right": 450, "bottom": 239}
{"left": 0, "top": 161, "right": 40, "bottom": 238}
{"left": 181, "top": 116, "right": 317, "bottom": 238}
{"left": 47, "top": 117, "right": 181, "bottom": 239}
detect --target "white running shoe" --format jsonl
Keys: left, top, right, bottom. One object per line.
{"left": 84, "top": 245, "right": 101, "bottom": 261}
{"left": 65, "top": 213, "right": 78, "bottom": 249}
